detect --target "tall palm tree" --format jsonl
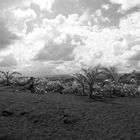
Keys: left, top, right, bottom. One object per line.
{"left": 73, "top": 73, "right": 86, "bottom": 95}
{"left": 0, "top": 71, "right": 22, "bottom": 85}
{"left": 80, "top": 65, "right": 101, "bottom": 98}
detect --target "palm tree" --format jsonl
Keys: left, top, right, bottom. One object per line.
{"left": 101, "top": 66, "right": 124, "bottom": 86}
{"left": 80, "top": 65, "right": 101, "bottom": 98}
{"left": 0, "top": 71, "right": 22, "bottom": 86}
{"left": 73, "top": 73, "right": 86, "bottom": 95}
{"left": 100, "top": 66, "right": 135, "bottom": 96}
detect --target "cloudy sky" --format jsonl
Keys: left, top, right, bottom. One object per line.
{"left": 0, "top": 0, "right": 140, "bottom": 76}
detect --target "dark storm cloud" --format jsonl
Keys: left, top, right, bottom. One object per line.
{"left": 102, "top": 4, "right": 123, "bottom": 27}
{"left": 52, "top": 0, "right": 77, "bottom": 16}
{"left": 0, "top": 54, "right": 17, "bottom": 67}
{"left": 0, "top": 22, "right": 20, "bottom": 49}
{"left": 33, "top": 35, "right": 78, "bottom": 62}
{"left": 102, "top": 4, "right": 140, "bottom": 27}
{"left": 0, "top": 0, "right": 30, "bottom": 9}
{"left": 128, "top": 50, "right": 140, "bottom": 61}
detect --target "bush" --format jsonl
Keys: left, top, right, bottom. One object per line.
{"left": 100, "top": 85, "right": 114, "bottom": 97}
{"left": 100, "top": 84, "right": 138, "bottom": 97}
{"left": 12, "top": 77, "right": 28, "bottom": 86}
{"left": 45, "top": 81, "right": 64, "bottom": 93}
{"left": 63, "top": 87, "right": 75, "bottom": 94}
{"left": 62, "top": 85, "right": 81, "bottom": 95}
{"left": 121, "top": 84, "right": 138, "bottom": 96}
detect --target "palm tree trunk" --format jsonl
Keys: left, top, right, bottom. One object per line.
{"left": 112, "top": 86, "right": 116, "bottom": 96}
{"left": 89, "top": 83, "right": 98, "bottom": 99}
{"left": 81, "top": 83, "right": 86, "bottom": 95}
{"left": 6, "top": 78, "right": 10, "bottom": 86}
{"left": 89, "top": 84, "right": 93, "bottom": 98}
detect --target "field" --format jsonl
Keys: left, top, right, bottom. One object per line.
{"left": 0, "top": 86, "right": 140, "bottom": 140}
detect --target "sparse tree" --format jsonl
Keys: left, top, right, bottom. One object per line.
{"left": 0, "top": 71, "right": 22, "bottom": 86}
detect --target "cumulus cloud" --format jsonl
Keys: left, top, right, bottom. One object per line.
{"left": 12, "top": 9, "right": 140, "bottom": 74}
{"left": 0, "top": 0, "right": 139, "bottom": 75}
{"left": 111, "top": 11, "right": 140, "bottom": 71}
{"left": 109, "top": 0, "right": 140, "bottom": 12}
{"left": 0, "top": 0, "right": 54, "bottom": 13}
{"left": 52, "top": 0, "right": 109, "bottom": 16}
{"left": 79, "top": 0, "right": 109, "bottom": 11}
{"left": 32, "top": 0, "right": 55, "bottom": 12}
{"left": 12, "top": 8, "right": 37, "bottom": 34}
{"left": 119, "top": 11, "right": 140, "bottom": 35}
{"left": 101, "top": 4, "right": 111, "bottom": 10}
{"left": 14, "top": 9, "right": 36, "bottom": 20}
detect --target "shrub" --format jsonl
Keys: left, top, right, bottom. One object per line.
{"left": 45, "top": 81, "right": 63, "bottom": 93}
{"left": 100, "top": 85, "right": 114, "bottom": 97}
{"left": 100, "top": 84, "right": 138, "bottom": 97}
{"left": 62, "top": 85, "right": 81, "bottom": 95}
{"left": 121, "top": 84, "right": 138, "bottom": 96}
{"left": 12, "top": 77, "right": 28, "bottom": 86}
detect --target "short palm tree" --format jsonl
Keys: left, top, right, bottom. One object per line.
{"left": 80, "top": 65, "right": 101, "bottom": 98}
{"left": 0, "top": 71, "right": 22, "bottom": 85}
{"left": 100, "top": 66, "right": 136, "bottom": 96}
{"left": 101, "top": 66, "right": 123, "bottom": 86}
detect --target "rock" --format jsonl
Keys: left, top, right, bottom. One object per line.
{"left": 1, "top": 111, "right": 14, "bottom": 117}
{"left": 33, "top": 119, "right": 39, "bottom": 123}
{"left": 27, "top": 114, "right": 41, "bottom": 124}
{"left": 62, "top": 114, "right": 78, "bottom": 124}
{"left": 19, "top": 111, "right": 30, "bottom": 117}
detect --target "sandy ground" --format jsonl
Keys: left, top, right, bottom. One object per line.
{"left": 0, "top": 87, "right": 140, "bottom": 140}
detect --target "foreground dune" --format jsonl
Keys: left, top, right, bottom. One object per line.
{"left": 0, "top": 86, "right": 140, "bottom": 140}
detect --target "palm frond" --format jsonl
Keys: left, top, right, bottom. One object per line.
{"left": 100, "top": 66, "right": 119, "bottom": 82}
{"left": 10, "top": 71, "right": 22, "bottom": 76}
{"left": 8, "top": 72, "right": 21, "bottom": 80}
{"left": 0, "top": 71, "right": 7, "bottom": 77}
{"left": 73, "top": 74, "right": 83, "bottom": 82}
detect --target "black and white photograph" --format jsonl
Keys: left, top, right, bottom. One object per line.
{"left": 0, "top": 0, "right": 140, "bottom": 139}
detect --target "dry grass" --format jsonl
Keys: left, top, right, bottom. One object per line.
{"left": 0, "top": 86, "right": 140, "bottom": 140}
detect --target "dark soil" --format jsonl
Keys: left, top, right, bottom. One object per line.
{"left": 0, "top": 86, "right": 140, "bottom": 140}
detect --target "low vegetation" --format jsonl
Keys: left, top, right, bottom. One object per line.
{"left": 0, "top": 65, "right": 139, "bottom": 98}
{"left": 0, "top": 71, "right": 22, "bottom": 86}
